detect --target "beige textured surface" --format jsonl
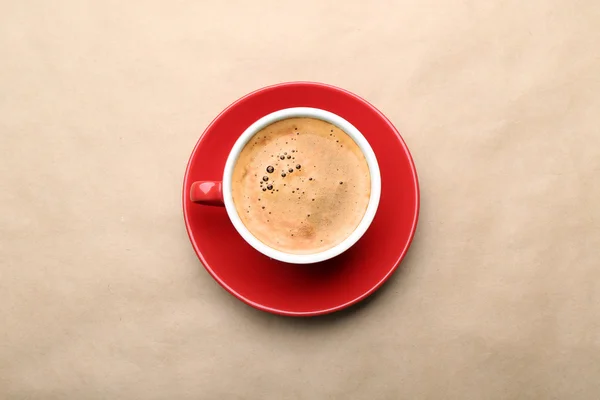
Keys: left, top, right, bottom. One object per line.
{"left": 1, "top": 0, "right": 600, "bottom": 399}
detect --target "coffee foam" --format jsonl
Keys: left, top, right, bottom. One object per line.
{"left": 231, "top": 117, "right": 371, "bottom": 254}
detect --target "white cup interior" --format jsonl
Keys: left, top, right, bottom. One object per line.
{"left": 222, "top": 107, "right": 381, "bottom": 264}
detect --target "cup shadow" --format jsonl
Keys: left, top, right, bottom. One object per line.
{"left": 241, "top": 230, "right": 423, "bottom": 328}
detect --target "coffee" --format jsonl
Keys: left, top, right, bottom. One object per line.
{"left": 231, "top": 117, "right": 371, "bottom": 254}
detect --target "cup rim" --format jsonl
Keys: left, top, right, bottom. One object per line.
{"left": 222, "top": 107, "right": 381, "bottom": 264}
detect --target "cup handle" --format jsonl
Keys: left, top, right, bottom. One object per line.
{"left": 190, "top": 181, "right": 224, "bottom": 206}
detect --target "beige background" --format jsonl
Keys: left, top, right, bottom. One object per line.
{"left": 1, "top": 0, "right": 600, "bottom": 399}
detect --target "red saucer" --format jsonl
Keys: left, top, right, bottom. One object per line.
{"left": 183, "top": 82, "right": 419, "bottom": 316}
